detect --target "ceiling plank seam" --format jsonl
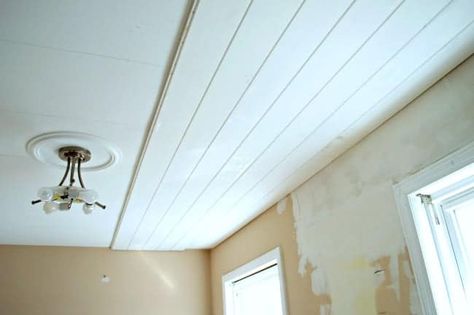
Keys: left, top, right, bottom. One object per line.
{"left": 127, "top": 0, "right": 256, "bottom": 250}
{"left": 110, "top": 0, "right": 200, "bottom": 249}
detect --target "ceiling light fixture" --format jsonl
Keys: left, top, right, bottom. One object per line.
{"left": 31, "top": 146, "right": 106, "bottom": 214}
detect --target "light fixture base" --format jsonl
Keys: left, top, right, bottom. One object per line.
{"left": 58, "top": 146, "right": 91, "bottom": 162}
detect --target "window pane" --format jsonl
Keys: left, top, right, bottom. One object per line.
{"left": 454, "top": 202, "right": 474, "bottom": 269}
{"left": 453, "top": 200, "right": 474, "bottom": 310}
{"left": 232, "top": 265, "right": 283, "bottom": 315}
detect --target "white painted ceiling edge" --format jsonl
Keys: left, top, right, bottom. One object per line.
{"left": 110, "top": 0, "right": 474, "bottom": 251}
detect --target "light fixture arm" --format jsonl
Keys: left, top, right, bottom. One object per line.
{"left": 58, "top": 157, "right": 71, "bottom": 186}
{"left": 31, "top": 146, "right": 106, "bottom": 213}
{"left": 69, "top": 156, "right": 76, "bottom": 186}
{"left": 77, "top": 158, "right": 85, "bottom": 188}
{"left": 56, "top": 154, "right": 87, "bottom": 189}
{"left": 58, "top": 146, "right": 90, "bottom": 187}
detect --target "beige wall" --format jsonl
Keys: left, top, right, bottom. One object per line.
{"left": 210, "top": 55, "right": 474, "bottom": 315}
{"left": 0, "top": 246, "right": 211, "bottom": 315}
{"left": 211, "top": 200, "right": 321, "bottom": 315}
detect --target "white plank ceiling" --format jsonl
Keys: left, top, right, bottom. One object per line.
{"left": 113, "top": 0, "right": 474, "bottom": 250}
{"left": 0, "top": 0, "right": 473, "bottom": 250}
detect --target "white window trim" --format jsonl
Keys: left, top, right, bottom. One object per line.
{"left": 440, "top": 186, "right": 474, "bottom": 296}
{"left": 222, "top": 247, "right": 288, "bottom": 315}
{"left": 393, "top": 141, "right": 474, "bottom": 314}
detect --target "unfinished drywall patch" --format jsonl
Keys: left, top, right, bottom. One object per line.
{"left": 290, "top": 168, "right": 415, "bottom": 315}
{"left": 372, "top": 250, "right": 416, "bottom": 315}
{"left": 287, "top": 55, "right": 474, "bottom": 314}
{"left": 288, "top": 136, "right": 427, "bottom": 315}
{"left": 310, "top": 263, "right": 332, "bottom": 315}
{"left": 276, "top": 196, "right": 290, "bottom": 214}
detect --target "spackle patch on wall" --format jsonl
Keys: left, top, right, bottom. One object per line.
{"left": 276, "top": 196, "right": 290, "bottom": 215}
{"left": 372, "top": 252, "right": 417, "bottom": 315}
{"left": 290, "top": 181, "right": 418, "bottom": 314}
{"left": 279, "top": 56, "right": 474, "bottom": 314}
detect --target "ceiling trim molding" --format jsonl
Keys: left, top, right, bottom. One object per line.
{"left": 109, "top": 0, "right": 200, "bottom": 249}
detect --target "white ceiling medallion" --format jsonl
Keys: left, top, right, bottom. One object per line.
{"left": 26, "top": 131, "right": 121, "bottom": 172}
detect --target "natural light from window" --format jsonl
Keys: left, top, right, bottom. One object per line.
{"left": 223, "top": 247, "right": 287, "bottom": 315}
{"left": 232, "top": 264, "right": 283, "bottom": 315}
{"left": 396, "top": 152, "right": 474, "bottom": 315}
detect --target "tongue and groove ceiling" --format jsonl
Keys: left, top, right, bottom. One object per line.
{"left": 0, "top": 0, "right": 473, "bottom": 250}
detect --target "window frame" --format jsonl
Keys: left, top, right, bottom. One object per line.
{"left": 222, "top": 247, "right": 288, "bottom": 315}
{"left": 393, "top": 141, "right": 474, "bottom": 314}
{"left": 438, "top": 185, "right": 474, "bottom": 292}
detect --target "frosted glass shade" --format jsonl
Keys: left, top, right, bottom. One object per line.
{"left": 43, "top": 201, "right": 59, "bottom": 214}
{"left": 82, "top": 203, "right": 95, "bottom": 214}
{"left": 79, "top": 189, "right": 98, "bottom": 204}
{"left": 37, "top": 187, "right": 54, "bottom": 201}
{"left": 36, "top": 186, "right": 99, "bottom": 213}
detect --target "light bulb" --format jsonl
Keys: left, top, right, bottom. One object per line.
{"left": 37, "top": 187, "right": 53, "bottom": 201}
{"left": 43, "top": 201, "right": 59, "bottom": 214}
{"left": 82, "top": 203, "right": 95, "bottom": 214}
{"left": 79, "top": 189, "right": 98, "bottom": 204}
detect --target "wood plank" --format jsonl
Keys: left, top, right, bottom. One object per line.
{"left": 183, "top": 0, "right": 474, "bottom": 249}
{"left": 162, "top": 0, "right": 407, "bottom": 249}
{"left": 139, "top": 0, "right": 306, "bottom": 249}
{"left": 113, "top": 0, "right": 252, "bottom": 249}
{"left": 143, "top": 0, "right": 356, "bottom": 249}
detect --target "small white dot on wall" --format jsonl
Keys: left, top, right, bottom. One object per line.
{"left": 101, "top": 275, "right": 111, "bottom": 284}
